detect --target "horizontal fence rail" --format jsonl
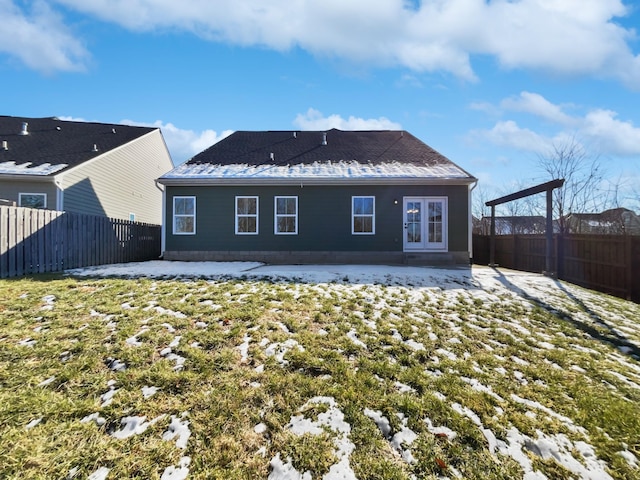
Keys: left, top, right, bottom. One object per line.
{"left": 0, "top": 206, "right": 161, "bottom": 278}
{"left": 473, "top": 234, "right": 640, "bottom": 303}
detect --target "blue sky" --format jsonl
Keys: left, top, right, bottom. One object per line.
{"left": 1, "top": 0, "right": 639, "bottom": 213}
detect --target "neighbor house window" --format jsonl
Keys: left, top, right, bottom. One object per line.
{"left": 173, "top": 196, "right": 196, "bottom": 235}
{"left": 352, "top": 196, "right": 375, "bottom": 234}
{"left": 19, "top": 193, "right": 46, "bottom": 209}
{"left": 129, "top": 213, "right": 136, "bottom": 222}
{"left": 274, "top": 196, "right": 297, "bottom": 234}
{"left": 236, "top": 196, "right": 258, "bottom": 234}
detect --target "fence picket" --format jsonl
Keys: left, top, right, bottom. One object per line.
{"left": 0, "top": 206, "right": 161, "bottom": 279}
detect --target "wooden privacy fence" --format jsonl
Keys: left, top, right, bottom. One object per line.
{"left": 0, "top": 206, "right": 161, "bottom": 278}
{"left": 473, "top": 234, "right": 640, "bottom": 303}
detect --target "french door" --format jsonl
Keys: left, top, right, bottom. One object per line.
{"left": 403, "top": 197, "right": 447, "bottom": 251}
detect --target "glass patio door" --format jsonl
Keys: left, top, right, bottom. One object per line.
{"left": 403, "top": 197, "right": 447, "bottom": 251}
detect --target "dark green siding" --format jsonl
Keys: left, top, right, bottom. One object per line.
{"left": 165, "top": 185, "right": 469, "bottom": 253}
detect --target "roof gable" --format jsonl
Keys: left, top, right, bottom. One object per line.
{"left": 0, "top": 116, "right": 156, "bottom": 176}
{"left": 161, "top": 129, "right": 475, "bottom": 184}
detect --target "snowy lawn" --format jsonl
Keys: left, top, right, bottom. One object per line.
{"left": 0, "top": 262, "right": 639, "bottom": 480}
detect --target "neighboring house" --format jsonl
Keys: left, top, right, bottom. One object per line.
{"left": 0, "top": 116, "right": 174, "bottom": 224}
{"left": 158, "top": 129, "right": 477, "bottom": 265}
{"left": 475, "top": 215, "right": 547, "bottom": 235}
{"left": 565, "top": 208, "right": 640, "bottom": 235}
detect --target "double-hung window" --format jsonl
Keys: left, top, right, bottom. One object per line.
{"left": 236, "top": 196, "right": 258, "bottom": 234}
{"left": 274, "top": 196, "right": 297, "bottom": 234}
{"left": 19, "top": 193, "right": 46, "bottom": 209}
{"left": 352, "top": 196, "right": 375, "bottom": 234}
{"left": 173, "top": 196, "right": 196, "bottom": 235}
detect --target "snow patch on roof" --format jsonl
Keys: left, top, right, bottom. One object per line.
{"left": 162, "top": 160, "right": 470, "bottom": 179}
{"left": 0, "top": 161, "right": 67, "bottom": 175}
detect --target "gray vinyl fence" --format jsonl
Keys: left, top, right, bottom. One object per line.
{"left": 0, "top": 205, "right": 161, "bottom": 278}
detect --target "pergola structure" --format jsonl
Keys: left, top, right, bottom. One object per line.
{"left": 485, "top": 179, "right": 565, "bottom": 275}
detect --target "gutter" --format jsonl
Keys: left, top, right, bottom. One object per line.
{"left": 157, "top": 176, "right": 478, "bottom": 187}
{"left": 0, "top": 174, "right": 55, "bottom": 182}
{"left": 54, "top": 178, "right": 64, "bottom": 211}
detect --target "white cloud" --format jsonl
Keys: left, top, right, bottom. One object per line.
{"left": 582, "top": 109, "right": 640, "bottom": 156}
{"left": 473, "top": 120, "right": 551, "bottom": 153}
{"left": 121, "top": 119, "right": 233, "bottom": 165}
{"left": 395, "top": 74, "right": 423, "bottom": 88}
{"left": 473, "top": 92, "right": 640, "bottom": 157}
{"left": 293, "top": 108, "right": 402, "bottom": 131}
{"left": 500, "top": 92, "right": 576, "bottom": 126}
{"left": 0, "top": 0, "right": 88, "bottom": 73}
{"left": 42, "top": 0, "right": 640, "bottom": 87}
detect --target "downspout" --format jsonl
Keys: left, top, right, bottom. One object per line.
{"left": 54, "top": 178, "right": 64, "bottom": 211}
{"left": 155, "top": 180, "right": 166, "bottom": 258}
{"left": 468, "top": 179, "right": 478, "bottom": 265}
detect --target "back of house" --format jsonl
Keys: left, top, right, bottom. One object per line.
{"left": 158, "top": 129, "right": 477, "bottom": 265}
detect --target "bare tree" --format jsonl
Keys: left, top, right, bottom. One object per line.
{"left": 536, "top": 137, "right": 605, "bottom": 234}
{"left": 472, "top": 185, "right": 491, "bottom": 231}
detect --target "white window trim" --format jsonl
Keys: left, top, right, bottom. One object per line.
{"left": 173, "top": 196, "right": 196, "bottom": 235}
{"left": 19, "top": 192, "right": 47, "bottom": 209}
{"left": 352, "top": 196, "right": 375, "bottom": 235}
{"left": 274, "top": 196, "right": 298, "bottom": 235}
{"left": 235, "top": 196, "right": 259, "bottom": 235}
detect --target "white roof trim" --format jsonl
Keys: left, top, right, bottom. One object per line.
{"left": 159, "top": 161, "right": 476, "bottom": 186}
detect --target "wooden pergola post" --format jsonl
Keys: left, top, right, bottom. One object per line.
{"left": 545, "top": 188, "right": 553, "bottom": 275}
{"left": 486, "top": 179, "right": 565, "bottom": 276}
{"left": 489, "top": 205, "right": 496, "bottom": 267}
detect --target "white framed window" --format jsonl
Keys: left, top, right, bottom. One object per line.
{"left": 19, "top": 193, "right": 46, "bottom": 209}
{"left": 236, "top": 196, "right": 258, "bottom": 234}
{"left": 173, "top": 196, "right": 196, "bottom": 235}
{"left": 274, "top": 196, "right": 297, "bottom": 234}
{"left": 352, "top": 196, "right": 375, "bottom": 234}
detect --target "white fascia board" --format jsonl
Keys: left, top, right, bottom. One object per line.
{"left": 0, "top": 173, "right": 56, "bottom": 182}
{"left": 157, "top": 176, "right": 477, "bottom": 187}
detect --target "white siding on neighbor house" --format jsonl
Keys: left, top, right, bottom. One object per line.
{"left": 59, "top": 130, "right": 173, "bottom": 224}
{"left": 0, "top": 179, "right": 58, "bottom": 209}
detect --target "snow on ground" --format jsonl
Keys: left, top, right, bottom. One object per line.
{"left": 58, "top": 261, "right": 640, "bottom": 478}
{"left": 269, "top": 397, "right": 357, "bottom": 480}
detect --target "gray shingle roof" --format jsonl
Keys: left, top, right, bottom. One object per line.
{"left": 0, "top": 116, "right": 156, "bottom": 176}
{"left": 187, "top": 129, "right": 463, "bottom": 168}
{"left": 162, "top": 129, "right": 475, "bottom": 185}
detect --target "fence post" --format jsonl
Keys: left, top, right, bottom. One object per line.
{"left": 489, "top": 206, "right": 496, "bottom": 266}
{"left": 625, "top": 234, "right": 632, "bottom": 301}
